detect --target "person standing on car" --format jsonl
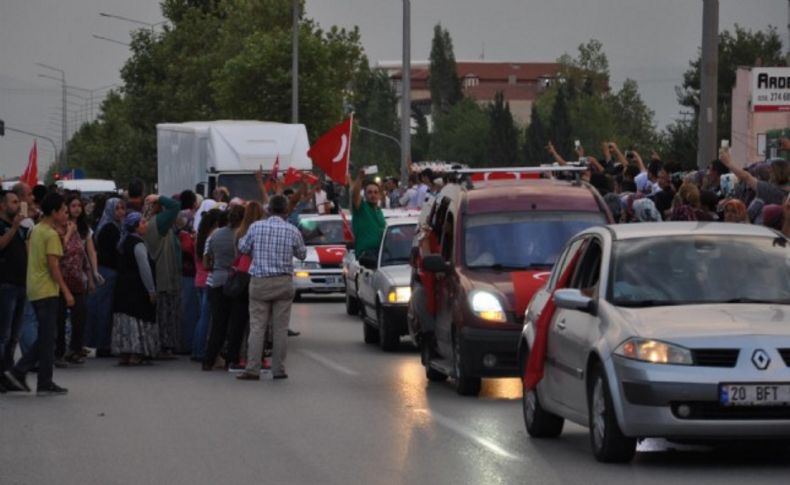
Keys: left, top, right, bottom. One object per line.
{"left": 236, "top": 195, "right": 305, "bottom": 381}
{"left": 351, "top": 168, "right": 385, "bottom": 261}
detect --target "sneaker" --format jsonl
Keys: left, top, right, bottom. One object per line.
{"left": 4, "top": 370, "right": 30, "bottom": 392}
{"left": 236, "top": 372, "right": 260, "bottom": 381}
{"left": 287, "top": 329, "right": 300, "bottom": 337}
{"left": 272, "top": 373, "right": 288, "bottom": 380}
{"left": 36, "top": 382, "right": 69, "bottom": 396}
{"left": 227, "top": 363, "right": 246, "bottom": 373}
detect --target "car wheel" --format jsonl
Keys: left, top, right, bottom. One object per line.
{"left": 521, "top": 349, "right": 564, "bottom": 438}
{"left": 377, "top": 304, "right": 399, "bottom": 352}
{"left": 426, "top": 364, "right": 448, "bottom": 382}
{"left": 453, "top": 331, "right": 481, "bottom": 396}
{"left": 588, "top": 363, "right": 636, "bottom": 463}
{"left": 345, "top": 293, "right": 360, "bottom": 316}
{"left": 363, "top": 320, "right": 379, "bottom": 344}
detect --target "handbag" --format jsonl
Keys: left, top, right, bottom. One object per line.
{"left": 223, "top": 255, "right": 250, "bottom": 298}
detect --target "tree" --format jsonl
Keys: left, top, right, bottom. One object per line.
{"left": 351, "top": 66, "right": 400, "bottom": 175}
{"left": 411, "top": 107, "right": 431, "bottom": 163}
{"left": 523, "top": 105, "right": 548, "bottom": 166}
{"left": 549, "top": 85, "right": 573, "bottom": 159}
{"left": 657, "top": 118, "right": 698, "bottom": 171}
{"left": 487, "top": 92, "right": 520, "bottom": 165}
{"left": 607, "top": 79, "right": 656, "bottom": 148}
{"left": 677, "top": 24, "right": 786, "bottom": 142}
{"left": 429, "top": 23, "right": 463, "bottom": 114}
{"left": 430, "top": 98, "right": 490, "bottom": 165}
{"left": 557, "top": 39, "right": 610, "bottom": 96}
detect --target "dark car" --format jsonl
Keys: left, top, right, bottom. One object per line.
{"left": 409, "top": 177, "right": 612, "bottom": 396}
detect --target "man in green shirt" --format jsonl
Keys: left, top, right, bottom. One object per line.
{"left": 351, "top": 168, "right": 386, "bottom": 260}
{"left": 4, "top": 192, "right": 72, "bottom": 396}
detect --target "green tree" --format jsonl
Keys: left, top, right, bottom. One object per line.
{"left": 351, "top": 67, "right": 400, "bottom": 175}
{"left": 487, "top": 92, "right": 520, "bottom": 165}
{"left": 657, "top": 118, "right": 698, "bottom": 171}
{"left": 607, "top": 78, "right": 656, "bottom": 148}
{"left": 430, "top": 98, "right": 490, "bottom": 165}
{"left": 557, "top": 39, "right": 610, "bottom": 96}
{"left": 677, "top": 24, "right": 786, "bottom": 142}
{"left": 523, "top": 105, "right": 548, "bottom": 166}
{"left": 411, "top": 107, "right": 431, "bottom": 162}
{"left": 549, "top": 85, "right": 573, "bottom": 159}
{"left": 429, "top": 23, "right": 463, "bottom": 114}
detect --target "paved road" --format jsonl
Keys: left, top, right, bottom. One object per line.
{"left": 2, "top": 296, "right": 790, "bottom": 485}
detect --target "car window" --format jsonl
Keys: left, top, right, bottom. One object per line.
{"left": 464, "top": 211, "right": 606, "bottom": 270}
{"left": 549, "top": 238, "right": 586, "bottom": 289}
{"left": 380, "top": 224, "right": 417, "bottom": 267}
{"left": 298, "top": 219, "right": 345, "bottom": 245}
{"left": 570, "top": 239, "right": 602, "bottom": 297}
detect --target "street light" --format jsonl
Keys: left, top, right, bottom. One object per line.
{"left": 358, "top": 126, "right": 402, "bottom": 151}
{"left": 99, "top": 12, "right": 167, "bottom": 31}
{"left": 35, "top": 62, "right": 67, "bottom": 171}
{"left": 92, "top": 34, "right": 130, "bottom": 47}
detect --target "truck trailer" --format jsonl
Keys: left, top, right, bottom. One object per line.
{"left": 157, "top": 120, "right": 312, "bottom": 200}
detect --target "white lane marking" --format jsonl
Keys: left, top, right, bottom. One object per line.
{"left": 300, "top": 350, "right": 359, "bottom": 376}
{"left": 415, "top": 409, "right": 519, "bottom": 460}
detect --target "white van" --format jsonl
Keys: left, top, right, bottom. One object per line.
{"left": 56, "top": 179, "right": 118, "bottom": 197}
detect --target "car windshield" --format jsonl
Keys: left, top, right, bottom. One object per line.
{"left": 299, "top": 219, "right": 345, "bottom": 246}
{"left": 610, "top": 235, "right": 790, "bottom": 306}
{"left": 381, "top": 224, "right": 416, "bottom": 266}
{"left": 464, "top": 211, "right": 606, "bottom": 269}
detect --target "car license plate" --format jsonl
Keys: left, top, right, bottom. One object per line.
{"left": 720, "top": 383, "right": 790, "bottom": 406}
{"left": 326, "top": 276, "right": 341, "bottom": 285}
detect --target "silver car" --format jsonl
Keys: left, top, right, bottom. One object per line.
{"left": 357, "top": 217, "right": 418, "bottom": 351}
{"left": 519, "top": 222, "right": 790, "bottom": 462}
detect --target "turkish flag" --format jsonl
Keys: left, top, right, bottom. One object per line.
{"left": 21, "top": 140, "right": 38, "bottom": 186}
{"left": 339, "top": 210, "right": 353, "bottom": 242}
{"left": 308, "top": 115, "right": 353, "bottom": 185}
{"left": 283, "top": 166, "right": 301, "bottom": 186}
{"left": 523, "top": 247, "right": 583, "bottom": 390}
{"left": 302, "top": 172, "right": 319, "bottom": 185}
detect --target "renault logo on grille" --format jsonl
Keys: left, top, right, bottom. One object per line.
{"left": 751, "top": 349, "right": 771, "bottom": 370}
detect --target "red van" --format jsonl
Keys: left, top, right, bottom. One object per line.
{"left": 408, "top": 175, "right": 612, "bottom": 395}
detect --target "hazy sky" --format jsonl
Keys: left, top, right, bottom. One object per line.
{"left": 1, "top": 0, "right": 786, "bottom": 177}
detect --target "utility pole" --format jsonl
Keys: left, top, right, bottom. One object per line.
{"left": 697, "top": 0, "right": 719, "bottom": 170}
{"left": 36, "top": 63, "right": 67, "bottom": 173}
{"left": 400, "top": 0, "right": 411, "bottom": 185}
{"left": 292, "top": 0, "right": 299, "bottom": 123}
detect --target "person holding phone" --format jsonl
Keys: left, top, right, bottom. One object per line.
{"left": 0, "top": 189, "right": 29, "bottom": 393}
{"left": 350, "top": 168, "right": 386, "bottom": 261}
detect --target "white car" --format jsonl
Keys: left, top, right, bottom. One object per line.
{"left": 293, "top": 214, "right": 349, "bottom": 299}
{"left": 520, "top": 222, "right": 790, "bottom": 462}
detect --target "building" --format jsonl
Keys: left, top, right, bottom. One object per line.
{"left": 379, "top": 60, "right": 561, "bottom": 126}
{"left": 731, "top": 66, "right": 790, "bottom": 165}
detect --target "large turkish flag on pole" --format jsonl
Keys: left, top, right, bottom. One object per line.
{"left": 308, "top": 115, "right": 353, "bottom": 185}
{"left": 21, "top": 140, "right": 38, "bottom": 186}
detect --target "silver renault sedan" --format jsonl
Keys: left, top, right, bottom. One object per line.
{"left": 518, "top": 222, "right": 790, "bottom": 462}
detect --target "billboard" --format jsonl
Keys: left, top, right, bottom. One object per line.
{"left": 751, "top": 67, "right": 790, "bottom": 112}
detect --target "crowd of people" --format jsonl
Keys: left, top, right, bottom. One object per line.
{"left": 0, "top": 170, "right": 320, "bottom": 395}
{"left": 1, "top": 141, "right": 788, "bottom": 395}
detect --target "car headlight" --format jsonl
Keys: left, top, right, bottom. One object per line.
{"left": 387, "top": 286, "right": 411, "bottom": 303}
{"left": 469, "top": 290, "right": 506, "bottom": 322}
{"left": 614, "top": 338, "right": 693, "bottom": 365}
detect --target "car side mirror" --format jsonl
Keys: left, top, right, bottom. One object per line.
{"left": 422, "top": 255, "right": 450, "bottom": 274}
{"left": 553, "top": 288, "right": 597, "bottom": 316}
{"left": 359, "top": 253, "right": 378, "bottom": 270}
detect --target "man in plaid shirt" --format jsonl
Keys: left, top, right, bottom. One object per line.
{"left": 237, "top": 195, "right": 306, "bottom": 381}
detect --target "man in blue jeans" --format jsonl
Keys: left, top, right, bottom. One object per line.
{"left": 5, "top": 192, "right": 73, "bottom": 396}
{"left": 0, "top": 190, "right": 29, "bottom": 393}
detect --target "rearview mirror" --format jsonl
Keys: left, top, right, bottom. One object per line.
{"left": 553, "top": 288, "right": 597, "bottom": 315}
{"left": 422, "top": 255, "right": 451, "bottom": 274}
{"left": 359, "top": 253, "right": 378, "bottom": 270}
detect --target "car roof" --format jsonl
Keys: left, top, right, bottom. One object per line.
{"left": 603, "top": 222, "right": 782, "bottom": 241}
{"left": 461, "top": 179, "right": 603, "bottom": 214}
{"left": 386, "top": 217, "right": 418, "bottom": 227}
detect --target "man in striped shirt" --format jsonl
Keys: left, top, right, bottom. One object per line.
{"left": 236, "top": 195, "right": 306, "bottom": 381}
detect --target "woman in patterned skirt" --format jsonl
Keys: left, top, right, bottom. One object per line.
{"left": 111, "top": 212, "right": 159, "bottom": 365}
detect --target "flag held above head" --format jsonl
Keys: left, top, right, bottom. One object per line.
{"left": 21, "top": 140, "right": 38, "bottom": 187}
{"left": 308, "top": 115, "right": 353, "bottom": 185}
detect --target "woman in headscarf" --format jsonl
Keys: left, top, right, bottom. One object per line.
{"left": 193, "top": 199, "right": 216, "bottom": 235}
{"left": 86, "top": 197, "right": 126, "bottom": 357}
{"left": 112, "top": 212, "right": 159, "bottom": 365}
{"left": 632, "top": 198, "right": 662, "bottom": 223}
{"left": 721, "top": 199, "right": 749, "bottom": 223}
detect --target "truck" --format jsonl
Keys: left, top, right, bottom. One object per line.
{"left": 157, "top": 120, "right": 313, "bottom": 200}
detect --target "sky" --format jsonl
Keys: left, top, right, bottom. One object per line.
{"left": 0, "top": 0, "right": 787, "bottom": 177}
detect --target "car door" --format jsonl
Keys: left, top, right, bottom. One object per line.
{"left": 548, "top": 238, "right": 603, "bottom": 413}
{"left": 432, "top": 199, "right": 455, "bottom": 359}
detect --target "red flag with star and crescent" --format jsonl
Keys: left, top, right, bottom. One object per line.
{"left": 21, "top": 140, "right": 39, "bottom": 186}
{"left": 308, "top": 115, "right": 353, "bottom": 185}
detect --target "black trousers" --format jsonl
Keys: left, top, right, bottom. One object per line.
{"left": 14, "top": 297, "right": 59, "bottom": 389}
{"left": 225, "top": 288, "right": 249, "bottom": 365}
{"left": 204, "top": 286, "right": 233, "bottom": 366}
{"left": 57, "top": 293, "right": 87, "bottom": 357}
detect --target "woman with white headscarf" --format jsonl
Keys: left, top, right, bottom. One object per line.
{"left": 86, "top": 197, "right": 126, "bottom": 357}
{"left": 193, "top": 199, "right": 216, "bottom": 235}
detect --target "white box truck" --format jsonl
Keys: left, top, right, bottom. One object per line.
{"left": 157, "top": 120, "right": 312, "bottom": 200}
